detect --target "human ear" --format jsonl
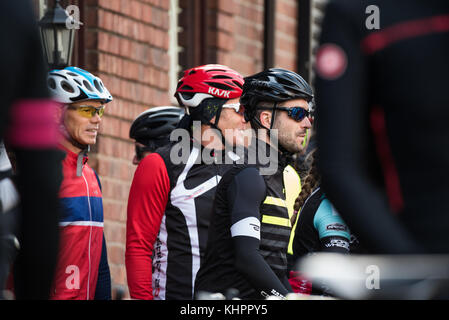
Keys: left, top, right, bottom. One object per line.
{"left": 259, "top": 110, "right": 272, "bottom": 128}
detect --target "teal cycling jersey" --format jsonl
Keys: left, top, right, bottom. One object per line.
{"left": 289, "top": 187, "right": 363, "bottom": 259}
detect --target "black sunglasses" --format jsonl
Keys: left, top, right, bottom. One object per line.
{"left": 259, "top": 106, "right": 313, "bottom": 122}
{"left": 276, "top": 106, "right": 312, "bottom": 122}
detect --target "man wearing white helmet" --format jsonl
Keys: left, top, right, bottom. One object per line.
{"left": 47, "top": 66, "right": 112, "bottom": 300}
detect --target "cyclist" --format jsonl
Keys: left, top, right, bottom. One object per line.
{"left": 129, "top": 106, "right": 184, "bottom": 165}
{"left": 194, "top": 68, "right": 313, "bottom": 300}
{"left": 0, "top": 0, "right": 63, "bottom": 299}
{"left": 47, "top": 67, "right": 112, "bottom": 299}
{"left": 126, "top": 64, "right": 248, "bottom": 300}
{"left": 314, "top": 0, "right": 449, "bottom": 253}
{"left": 287, "top": 149, "right": 364, "bottom": 295}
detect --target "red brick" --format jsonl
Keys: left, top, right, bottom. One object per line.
{"left": 98, "top": 0, "right": 120, "bottom": 12}
{"left": 103, "top": 199, "right": 128, "bottom": 222}
{"left": 104, "top": 220, "right": 127, "bottom": 244}
{"left": 276, "top": 35, "right": 297, "bottom": 54}
{"left": 141, "top": 5, "right": 152, "bottom": 24}
{"left": 276, "top": 0, "right": 298, "bottom": 20}
{"left": 107, "top": 243, "right": 126, "bottom": 265}
{"left": 214, "top": 0, "right": 237, "bottom": 15}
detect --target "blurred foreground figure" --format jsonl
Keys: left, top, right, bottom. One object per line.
{"left": 0, "top": 1, "right": 63, "bottom": 299}
{"left": 315, "top": 0, "right": 449, "bottom": 253}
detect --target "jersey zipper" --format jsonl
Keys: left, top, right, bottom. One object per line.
{"left": 82, "top": 171, "right": 93, "bottom": 300}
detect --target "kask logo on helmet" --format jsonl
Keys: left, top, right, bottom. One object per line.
{"left": 207, "top": 87, "right": 231, "bottom": 98}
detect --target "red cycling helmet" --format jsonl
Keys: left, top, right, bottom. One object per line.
{"left": 174, "top": 64, "right": 244, "bottom": 108}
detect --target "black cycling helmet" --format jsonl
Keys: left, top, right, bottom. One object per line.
{"left": 129, "top": 106, "right": 185, "bottom": 145}
{"left": 240, "top": 68, "right": 314, "bottom": 122}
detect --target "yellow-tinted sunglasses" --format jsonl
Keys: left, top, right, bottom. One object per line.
{"left": 70, "top": 105, "right": 105, "bottom": 118}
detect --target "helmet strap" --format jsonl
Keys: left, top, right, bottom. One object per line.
{"left": 270, "top": 102, "right": 278, "bottom": 130}
{"left": 198, "top": 104, "right": 229, "bottom": 149}
{"left": 76, "top": 146, "right": 90, "bottom": 177}
{"left": 256, "top": 102, "right": 294, "bottom": 163}
{"left": 253, "top": 102, "right": 277, "bottom": 137}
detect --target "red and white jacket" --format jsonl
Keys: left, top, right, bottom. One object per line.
{"left": 50, "top": 145, "right": 107, "bottom": 300}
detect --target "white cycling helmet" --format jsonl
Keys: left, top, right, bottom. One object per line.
{"left": 47, "top": 66, "right": 113, "bottom": 104}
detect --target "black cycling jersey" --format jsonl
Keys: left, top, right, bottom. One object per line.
{"left": 155, "top": 140, "right": 242, "bottom": 299}
{"left": 287, "top": 187, "right": 365, "bottom": 296}
{"left": 126, "top": 137, "right": 245, "bottom": 300}
{"left": 315, "top": 0, "right": 449, "bottom": 253}
{"left": 289, "top": 187, "right": 351, "bottom": 257}
{"left": 195, "top": 140, "right": 293, "bottom": 299}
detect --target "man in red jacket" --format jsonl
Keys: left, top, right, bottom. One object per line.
{"left": 47, "top": 67, "right": 113, "bottom": 300}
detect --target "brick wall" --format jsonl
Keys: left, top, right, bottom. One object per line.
{"left": 205, "top": 0, "right": 298, "bottom": 76}
{"left": 35, "top": 0, "right": 302, "bottom": 299}
{"left": 274, "top": 0, "right": 298, "bottom": 70}
{"left": 82, "top": 0, "right": 172, "bottom": 297}
{"left": 212, "top": 0, "right": 265, "bottom": 76}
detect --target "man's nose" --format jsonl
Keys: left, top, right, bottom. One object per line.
{"left": 91, "top": 113, "right": 102, "bottom": 123}
{"left": 302, "top": 116, "right": 312, "bottom": 128}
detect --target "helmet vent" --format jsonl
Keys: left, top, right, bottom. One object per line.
{"left": 206, "top": 69, "right": 226, "bottom": 73}
{"left": 181, "top": 84, "right": 194, "bottom": 91}
{"left": 277, "top": 78, "right": 293, "bottom": 86}
{"left": 233, "top": 80, "right": 243, "bottom": 89}
{"left": 180, "top": 92, "right": 195, "bottom": 99}
{"left": 205, "top": 82, "right": 232, "bottom": 91}
{"left": 61, "top": 80, "right": 75, "bottom": 93}
{"left": 94, "top": 79, "right": 103, "bottom": 92}
{"left": 211, "top": 75, "right": 233, "bottom": 79}
{"left": 48, "top": 78, "right": 56, "bottom": 90}
{"left": 83, "top": 80, "right": 93, "bottom": 92}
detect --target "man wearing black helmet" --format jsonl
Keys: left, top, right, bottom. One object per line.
{"left": 128, "top": 106, "right": 184, "bottom": 165}
{"left": 195, "top": 68, "right": 313, "bottom": 300}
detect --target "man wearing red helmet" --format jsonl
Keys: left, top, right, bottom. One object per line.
{"left": 126, "top": 64, "right": 249, "bottom": 300}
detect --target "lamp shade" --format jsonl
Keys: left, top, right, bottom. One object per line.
{"left": 38, "top": 1, "right": 77, "bottom": 69}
